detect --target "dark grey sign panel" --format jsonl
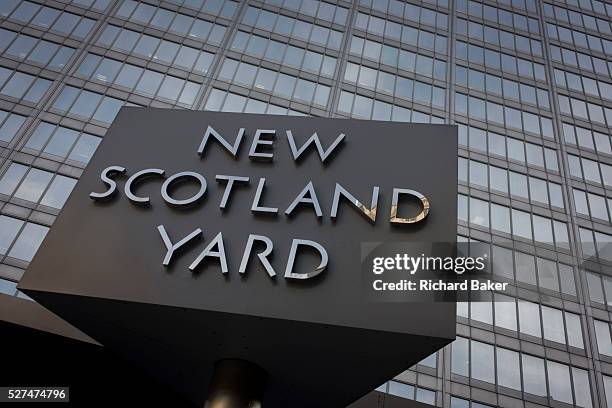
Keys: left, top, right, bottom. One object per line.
{"left": 19, "top": 109, "right": 458, "bottom": 407}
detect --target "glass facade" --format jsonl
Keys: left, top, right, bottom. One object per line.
{"left": 0, "top": 0, "right": 611, "bottom": 406}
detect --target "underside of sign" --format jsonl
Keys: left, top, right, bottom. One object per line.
{"left": 27, "top": 291, "right": 454, "bottom": 407}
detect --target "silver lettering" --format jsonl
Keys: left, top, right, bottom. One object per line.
{"left": 125, "top": 168, "right": 165, "bottom": 205}
{"left": 239, "top": 234, "right": 276, "bottom": 277}
{"left": 286, "top": 130, "right": 345, "bottom": 162}
{"left": 198, "top": 126, "right": 244, "bottom": 158}
{"left": 157, "top": 225, "right": 202, "bottom": 266}
{"left": 284, "top": 239, "right": 328, "bottom": 280}
{"left": 90, "top": 166, "right": 126, "bottom": 201}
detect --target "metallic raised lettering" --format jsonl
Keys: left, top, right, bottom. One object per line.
{"left": 286, "top": 131, "right": 345, "bottom": 162}
{"left": 90, "top": 165, "right": 126, "bottom": 201}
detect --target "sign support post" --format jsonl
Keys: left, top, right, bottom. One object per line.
{"left": 205, "top": 359, "right": 267, "bottom": 408}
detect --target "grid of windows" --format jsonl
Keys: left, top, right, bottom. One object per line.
{"left": 458, "top": 123, "right": 560, "bottom": 171}
{"left": 455, "top": 93, "right": 554, "bottom": 139}
{"left": 0, "top": 162, "right": 77, "bottom": 210}
{"left": 456, "top": 18, "right": 543, "bottom": 57}
{"left": 51, "top": 85, "right": 133, "bottom": 124}
{"left": 337, "top": 90, "right": 444, "bottom": 123}
{"left": 563, "top": 122, "right": 612, "bottom": 155}
{"left": 550, "top": 44, "right": 612, "bottom": 78}
{"left": 567, "top": 152, "right": 612, "bottom": 187}
{"left": 455, "top": 41, "right": 546, "bottom": 81}
{"left": 355, "top": 12, "right": 447, "bottom": 54}
{"left": 458, "top": 194, "right": 570, "bottom": 247}
{"left": 76, "top": 54, "right": 201, "bottom": 106}
{"left": 217, "top": 58, "right": 330, "bottom": 107}
{"left": 262, "top": 0, "right": 349, "bottom": 25}
{"left": 544, "top": 2, "right": 611, "bottom": 35}
{"left": 451, "top": 337, "right": 592, "bottom": 407}
{"left": 349, "top": 36, "right": 447, "bottom": 81}
{"left": 116, "top": 0, "right": 228, "bottom": 45}
{"left": 492, "top": 0, "right": 537, "bottom": 13}
{"left": 553, "top": 0, "right": 610, "bottom": 16}
{"left": 481, "top": 242, "right": 577, "bottom": 295}
{"left": 163, "top": 0, "right": 238, "bottom": 18}
{"left": 96, "top": 25, "right": 215, "bottom": 75}
{"left": 573, "top": 188, "right": 612, "bottom": 223}
{"left": 242, "top": 6, "right": 343, "bottom": 50}
{"left": 24, "top": 122, "right": 101, "bottom": 165}
{"left": 344, "top": 62, "right": 446, "bottom": 109}
{"left": 0, "top": 29, "right": 75, "bottom": 71}
{"left": 0, "top": 68, "right": 52, "bottom": 105}
{"left": 231, "top": 31, "right": 337, "bottom": 78}
{"left": 0, "top": 0, "right": 611, "bottom": 406}
{"left": 458, "top": 298, "right": 584, "bottom": 347}
{"left": 359, "top": 0, "right": 448, "bottom": 30}
{"left": 546, "top": 22, "right": 612, "bottom": 56}
{"left": 558, "top": 93, "right": 612, "bottom": 127}
{"left": 205, "top": 89, "right": 307, "bottom": 116}
{"left": 459, "top": 157, "right": 564, "bottom": 209}
{"left": 457, "top": 0, "right": 540, "bottom": 34}
{"left": 1, "top": 1, "right": 96, "bottom": 39}
{"left": 554, "top": 67, "right": 612, "bottom": 102}
{"left": 456, "top": 65, "right": 551, "bottom": 109}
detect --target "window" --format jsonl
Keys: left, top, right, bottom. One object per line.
{"left": 572, "top": 368, "right": 592, "bottom": 408}
{"left": 469, "top": 197, "right": 489, "bottom": 227}
{"left": 451, "top": 337, "right": 469, "bottom": 376}
{"left": 496, "top": 348, "right": 520, "bottom": 390}
{"left": 595, "top": 320, "right": 612, "bottom": 356}
{"left": 0, "top": 110, "right": 27, "bottom": 143}
{"left": 519, "top": 300, "right": 540, "bottom": 336}
{"left": 565, "top": 313, "right": 584, "bottom": 348}
{"left": 538, "top": 258, "right": 559, "bottom": 291}
{"left": 418, "top": 352, "right": 437, "bottom": 368}
{"left": 522, "top": 354, "right": 546, "bottom": 396}
{"left": 0, "top": 215, "right": 23, "bottom": 255}
{"left": 470, "top": 340, "right": 494, "bottom": 383}
{"left": 542, "top": 306, "right": 565, "bottom": 343}
{"left": 605, "top": 375, "right": 612, "bottom": 408}
{"left": 547, "top": 361, "right": 573, "bottom": 404}
{"left": 494, "top": 295, "right": 516, "bottom": 330}
{"left": 0, "top": 217, "right": 49, "bottom": 262}
{"left": 40, "top": 176, "right": 77, "bottom": 208}
{"left": 491, "top": 203, "right": 510, "bottom": 233}
{"left": 511, "top": 209, "right": 531, "bottom": 240}
{"left": 415, "top": 388, "right": 435, "bottom": 404}
{"left": 388, "top": 381, "right": 414, "bottom": 399}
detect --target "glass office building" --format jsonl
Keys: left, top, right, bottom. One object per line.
{"left": 0, "top": 0, "right": 611, "bottom": 406}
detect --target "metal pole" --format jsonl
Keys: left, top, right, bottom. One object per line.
{"left": 204, "top": 359, "right": 267, "bottom": 408}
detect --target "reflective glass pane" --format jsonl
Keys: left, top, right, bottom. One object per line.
{"left": 8, "top": 222, "right": 48, "bottom": 261}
